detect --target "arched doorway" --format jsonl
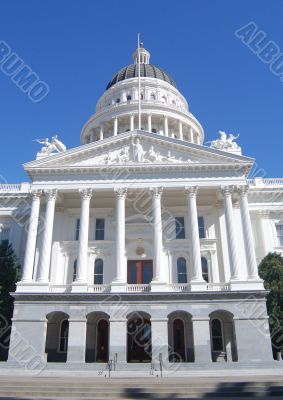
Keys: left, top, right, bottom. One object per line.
{"left": 127, "top": 312, "right": 151, "bottom": 363}
{"left": 172, "top": 319, "right": 186, "bottom": 361}
{"left": 45, "top": 312, "right": 69, "bottom": 362}
{"left": 209, "top": 311, "right": 238, "bottom": 362}
{"left": 85, "top": 312, "right": 109, "bottom": 363}
{"left": 168, "top": 311, "right": 194, "bottom": 362}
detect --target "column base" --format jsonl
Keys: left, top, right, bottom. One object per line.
{"left": 189, "top": 280, "right": 208, "bottom": 292}
{"left": 150, "top": 281, "right": 167, "bottom": 292}
{"left": 71, "top": 282, "right": 88, "bottom": 292}
{"left": 247, "top": 278, "right": 264, "bottom": 290}
{"left": 110, "top": 282, "right": 127, "bottom": 293}
{"left": 16, "top": 282, "right": 50, "bottom": 293}
{"left": 229, "top": 279, "right": 264, "bottom": 291}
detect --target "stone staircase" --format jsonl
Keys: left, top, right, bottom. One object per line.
{"left": 0, "top": 376, "right": 282, "bottom": 399}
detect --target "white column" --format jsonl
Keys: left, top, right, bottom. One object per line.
{"left": 178, "top": 120, "right": 183, "bottom": 140}
{"left": 238, "top": 186, "right": 261, "bottom": 281}
{"left": 91, "top": 130, "right": 95, "bottom": 142}
{"left": 196, "top": 134, "right": 200, "bottom": 145}
{"left": 99, "top": 125, "right": 104, "bottom": 141}
{"left": 67, "top": 318, "right": 87, "bottom": 363}
{"left": 164, "top": 116, "right": 168, "bottom": 136}
{"left": 147, "top": 113, "right": 152, "bottom": 132}
{"left": 113, "top": 117, "right": 118, "bottom": 136}
{"left": 185, "top": 187, "right": 205, "bottom": 287}
{"left": 192, "top": 318, "right": 212, "bottom": 363}
{"left": 21, "top": 190, "right": 42, "bottom": 282}
{"left": 189, "top": 126, "right": 194, "bottom": 143}
{"left": 150, "top": 188, "right": 165, "bottom": 289}
{"left": 151, "top": 318, "right": 169, "bottom": 364}
{"left": 112, "top": 188, "right": 127, "bottom": 289}
{"left": 75, "top": 189, "right": 92, "bottom": 284}
{"left": 130, "top": 114, "right": 134, "bottom": 131}
{"left": 37, "top": 190, "right": 57, "bottom": 283}
{"left": 221, "top": 186, "right": 241, "bottom": 281}
{"left": 109, "top": 318, "right": 127, "bottom": 363}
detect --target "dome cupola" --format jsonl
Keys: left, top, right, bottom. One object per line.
{"left": 81, "top": 41, "right": 204, "bottom": 146}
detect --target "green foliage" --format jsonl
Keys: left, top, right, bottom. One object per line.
{"left": 259, "top": 252, "right": 283, "bottom": 355}
{"left": 0, "top": 242, "right": 21, "bottom": 360}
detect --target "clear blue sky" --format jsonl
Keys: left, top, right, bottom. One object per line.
{"left": 0, "top": 0, "right": 282, "bottom": 182}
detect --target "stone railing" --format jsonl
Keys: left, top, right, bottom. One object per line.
{"left": 48, "top": 282, "right": 230, "bottom": 293}
{"left": 88, "top": 284, "right": 110, "bottom": 293}
{"left": 0, "top": 183, "right": 31, "bottom": 193}
{"left": 248, "top": 178, "right": 283, "bottom": 187}
{"left": 126, "top": 284, "right": 150, "bottom": 292}
{"left": 167, "top": 283, "right": 190, "bottom": 292}
{"left": 206, "top": 283, "right": 230, "bottom": 291}
{"left": 49, "top": 284, "right": 72, "bottom": 293}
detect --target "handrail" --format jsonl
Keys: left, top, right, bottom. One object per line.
{"left": 248, "top": 178, "right": 283, "bottom": 186}
{"left": 0, "top": 183, "right": 31, "bottom": 192}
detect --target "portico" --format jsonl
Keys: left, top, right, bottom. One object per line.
{"left": 18, "top": 169, "right": 263, "bottom": 294}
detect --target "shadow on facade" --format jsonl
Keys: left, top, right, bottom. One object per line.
{"left": 121, "top": 381, "right": 283, "bottom": 399}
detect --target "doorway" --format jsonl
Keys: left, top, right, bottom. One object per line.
{"left": 127, "top": 313, "right": 152, "bottom": 362}
{"left": 127, "top": 260, "right": 153, "bottom": 284}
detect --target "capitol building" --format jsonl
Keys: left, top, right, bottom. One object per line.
{"left": 1, "top": 42, "right": 282, "bottom": 373}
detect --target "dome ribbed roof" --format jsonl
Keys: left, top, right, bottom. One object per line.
{"left": 106, "top": 64, "right": 177, "bottom": 90}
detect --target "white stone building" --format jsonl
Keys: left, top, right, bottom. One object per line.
{"left": 1, "top": 43, "right": 282, "bottom": 372}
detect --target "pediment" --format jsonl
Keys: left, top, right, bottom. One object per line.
{"left": 24, "top": 131, "right": 254, "bottom": 172}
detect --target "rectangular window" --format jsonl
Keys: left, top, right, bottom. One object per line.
{"left": 75, "top": 218, "right": 80, "bottom": 241}
{"left": 95, "top": 218, "right": 105, "bottom": 240}
{"left": 1, "top": 227, "right": 10, "bottom": 245}
{"left": 198, "top": 216, "right": 205, "bottom": 239}
{"left": 276, "top": 224, "right": 283, "bottom": 246}
{"left": 175, "top": 217, "right": 185, "bottom": 239}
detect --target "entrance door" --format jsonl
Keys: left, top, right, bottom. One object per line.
{"left": 96, "top": 319, "right": 109, "bottom": 362}
{"left": 127, "top": 317, "right": 152, "bottom": 362}
{"left": 127, "top": 260, "right": 153, "bottom": 284}
{"left": 172, "top": 318, "right": 186, "bottom": 362}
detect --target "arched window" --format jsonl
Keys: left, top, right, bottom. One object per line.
{"left": 127, "top": 94, "right": 131, "bottom": 101}
{"left": 94, "top": 258, "right": 103, "bottom": 284}
{"left": 59, "top": 320, "right": 69, "bottom": 353}
{"left": 172, "top": 99, "right": 176, "bottom": 105}
{"left": 211, "top": 318, "right": 224, "bottom": 352}
{"left": 161, "top": 95, "right": 167, "bottom": 103}
{"left": 152, "top": 128, "right": 157, "bottom": 133}
{"left": 201, "top": 257, "right": 209, "bottom": 282}
{"left": 150, "top": 93, "right": 156, "bottom": 101}
{"left": 140, "top": 93, "right": 144, "bottom": 100}
{"left": 177, "top": 257, "right": 187, "bottom": 284}
{"left": 116, "top": 98, "right": 120, "bottom": 103}
{"left": 73, "top": 260, "right": 77, "bottom": 282}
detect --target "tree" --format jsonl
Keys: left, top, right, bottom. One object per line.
{"left": 258, "top": 252, "right": 283, "bottom": 358}
{"left": 0, "top": 242, "right": 21, "bottom": 360}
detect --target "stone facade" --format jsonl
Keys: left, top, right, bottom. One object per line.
{"left": 0, "top": 43, "right": 282, "bottom": 372}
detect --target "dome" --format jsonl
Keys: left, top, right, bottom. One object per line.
{"left": 106, "top": 64, "right": 177, "bottom": 90}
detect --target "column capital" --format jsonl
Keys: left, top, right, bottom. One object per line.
{"left": 150, "top": 187, "right": 163, "bottom": 198}
{"left": 185, "top": 186, "right": 198, "bottom": 198}
{"left": 79, "top": 188, "right": 93, "bottom": 200}
{"left": 237, "top": 185, "right": 249, "bottom": 196}
{"left": 220, "top": 185, "right": 234, "bottom": 197}
{"left": 44, "top": 189, "right": 57, "bottom": 201}
{"left": 115, "top": 188, "right": 127, "bottom": 199}
{"left": 30, "top": 189, "right": 42, "bottom": 200}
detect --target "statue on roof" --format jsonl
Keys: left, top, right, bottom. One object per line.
{"left": 208, "top": 131, "right": 241, "bottom": 154}
{"left": 35, "top": 135, "right": 66, "bottom": 158}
